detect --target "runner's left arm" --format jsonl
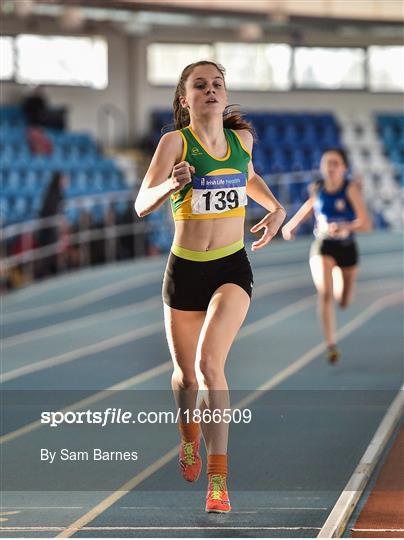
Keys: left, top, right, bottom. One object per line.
{"left": 236, "top": 130, "right": 286, "bottom": 250}
{"left": 340, "top": 182, "right": 372, "bottom": 233}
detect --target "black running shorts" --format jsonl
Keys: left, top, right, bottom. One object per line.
{"left": 310, "top": 238, "right": 359, "bottom": 268}
{"left": 162, "top": 247, "right": 254, "bottom": 311}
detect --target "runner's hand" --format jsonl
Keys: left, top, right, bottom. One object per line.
{"left": 282, "top": 224, "right": 296, "bottom": 241}
{"left": 168, "top": 161, "right": 195, "bottom": 193}
{"left": 328, "top": 221, "right": 350, "bottom": 238}
{"left": 250, "top": 209, "right": 286, "bottom": 251}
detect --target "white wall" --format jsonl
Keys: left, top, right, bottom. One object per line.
{"left": 1, "top": 19, "right": 132, "bottom": 146}
{"left": 1, "top": 17, "right": 403, "bottom": 145}
{"left": 135, "top": 42, "right": 404, "bottom": 137}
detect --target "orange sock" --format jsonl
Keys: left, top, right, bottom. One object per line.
{"left": 179, "top": 420, "right": 200, "bottom": 442}
{"left": 207, "top": 454, "right": 228, "bottom": 480}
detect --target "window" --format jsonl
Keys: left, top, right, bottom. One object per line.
{"left": 368, "top": 46, "right": 404, "bottom": 92}
{"left": 16, "top": 35, "right": 108, "bottom": 89}
{"left": 294, "top": 47, "right": 365, "bottom": 89}
{"left": 215, "top": 43, "right": 291, "bottom": 90}
{"left": 147, "top": 43, "right": 213, "bottom": 85}
{"left": 0, "top": 36, "right": 14, "bottom": 80}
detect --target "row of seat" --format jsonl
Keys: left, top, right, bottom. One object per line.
{"left": 0, "top": 154, "right": 119, "bottom": 171}
{"left": 1, "top": 195, "right": 131, "bottom": 226}
{"left": 0, "top": 139, "right": 98, "bottom": 153}
{"left": 375, "top": 114, "right": 404, "bottom": 166}
{"left": 0, "top": 106, "right": 128, "bottom": 226}
{"left": 151, "top": 110, "right": 338, "bottom": 130}
{"left": 2, "top": 174, "right": 126, "bottom": 197}
{"left": 151, "top": 110, "right": 342, "bottom": 174}
{"left": 376, "top": 114, "right": 404, "bottom": 130}
{"left": 0, "top": 106, "right": 26, "bottom": 129}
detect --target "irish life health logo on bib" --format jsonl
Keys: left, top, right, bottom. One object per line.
{"left": 191, "top": 168, "right": 247, "bottom": 214}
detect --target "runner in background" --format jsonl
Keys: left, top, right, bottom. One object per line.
{"left": 282, "top": 148, "right": 372, "bottom": 363}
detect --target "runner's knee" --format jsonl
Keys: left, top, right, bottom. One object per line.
{"left": 172, "top": 369, "right": 198, "bottom": 389}
{"left": 318, "top": 289, "right": 333, "bottom": 303}
{"left": 197, "top": 351, "right": 224, "bottom": 386}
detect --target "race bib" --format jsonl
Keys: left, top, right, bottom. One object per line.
{"left": 191, "top": 173, "right": 247, "bottom": 214}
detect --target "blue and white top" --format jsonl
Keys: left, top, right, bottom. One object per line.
{"left": 313, "top": 179, "right": 356, "bottom": 241}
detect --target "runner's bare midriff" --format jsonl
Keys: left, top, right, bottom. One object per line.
{"left": 173, "top": 216, "right": 244, "bottom": 251}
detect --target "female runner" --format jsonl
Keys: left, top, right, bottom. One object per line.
{"left": 282, "top": 148, "right": 372, "bottom": 363}
{"left": 135, "top": 61, "right": 286, "bottom": 512}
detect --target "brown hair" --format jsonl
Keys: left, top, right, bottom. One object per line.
{"left": 322, "top": 147, "right": 349, "bottom": 168}
{"left": 172, "top": 60, "right": 255, "bottom": 136}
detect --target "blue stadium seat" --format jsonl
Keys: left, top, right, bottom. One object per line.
{"left": 0, "top": 197, "right": 10, "bottom": 224}
{"left": 12, "top": 197, "right": 29, "bottom": 222}
{"left": 65, "top": 206, "right": 80, "bottom": 225}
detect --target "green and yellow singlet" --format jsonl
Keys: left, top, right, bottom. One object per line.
{"left": 170, "top": 126, "right": 251, "bottom": 221}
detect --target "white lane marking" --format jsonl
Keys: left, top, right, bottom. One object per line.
{"left": 4, "top": 251, "right": 401, "bottom": 346}
{"left": 1, "top": 277, "right": 314, "bottom": 382}
{"left": 3, "top": 242, "right": 310, "bottom": 306}
{"left": 1, "top": 507, "right": 83, "bottom": 510}
{"left": 1, "top": 526, "right": 322, "bottom": 531}
{"left": 0, "top": 511, "right": 20, "bottom": 522}
{"left": 2, "top": 272, "right": 306, "bottom": 348}
{"left": 239, "top": 295, "right": 314, "bottom": 339}
{"left": 56, "top": 292, "right": 402, "bottom": 539}
{"left": 3, "top": 262, "right": 154, "bottom": 306}
{"left": 0, "top": 293, "right": 313, "bottom": 441}
{"left": 317, "top": 383, "right": 404, "bottom": 538}
{"left": 120, "top": 506, "right": 328, "bottom": 510}
{"left": 1, "top": 278, "right": 400, "bottom": 441}
{"left": 0, "top": 361, "right": 172, "bottom": 444}
{"left": 55, "top": 445, "right": 178, "bottom": 538}
{"left": 5, "top": 229, "right": 399, "bottom": 309}
{"left": 2, "top": 296, "right": 162, "bottom": 349}
{"left": 3, "top": 270, "right": 162, "bottom": 323}
{"left": 352, "top": 529, "right": 404, "bottom": 533}
{"left": 4, "top": 246, "right": 401, "bottom": 323}
{"left": 3, "top": 250, "right": 306, "bottom": 316}
{"left": 2, "top": 273, "right": 398, "bottom": 384}
{"left": 1, "top": 320, "right": 163, "bottom": 384}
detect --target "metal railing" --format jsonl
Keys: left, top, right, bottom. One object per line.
{"left": 0, "top": 169, "right": 392, "bottom": 290}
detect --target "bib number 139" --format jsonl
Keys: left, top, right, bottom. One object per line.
{"left": 202, "top": 189, "right": 239, "bottom": 212}
{"left": 191, "top": 173, "right": 247, "bottom": 214}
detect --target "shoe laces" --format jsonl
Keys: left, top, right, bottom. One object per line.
{"left": 182, "top": 441, "right": 196, "bottom": 465}
{"left": 209, "top": 475, "right": 226, "bottom": 501}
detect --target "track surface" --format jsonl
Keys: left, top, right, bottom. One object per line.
{"left": 1, "top": 231, "right": 403, "bottom": 538}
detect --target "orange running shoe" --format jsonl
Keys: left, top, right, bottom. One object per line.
{"left": 205, "top": 474, "right": 231, "bottom": 513}
{"left": 179, "top": 440, "right": 202, "bottom": 482}
{"left": 327, "top": 344, "right": 340, "bottom": 365}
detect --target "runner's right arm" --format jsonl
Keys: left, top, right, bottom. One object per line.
{"left": 282, "top": 196, "right": 315, "bottom": 240}
{"left": 134, "top": 132, "right": 194, "bottom": 217}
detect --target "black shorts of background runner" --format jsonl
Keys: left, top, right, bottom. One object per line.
{"left": 310, "top": 238, "right": 359, "bottom": 268}
{"left": 162, "top": 247, "right": 254, "bottom": 311}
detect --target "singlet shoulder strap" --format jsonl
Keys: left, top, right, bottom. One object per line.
{"left": 176, "top": 129, "right": 189, "bottom": 162}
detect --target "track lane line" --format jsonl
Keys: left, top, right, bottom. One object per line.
{"left": 0, "top": 294, "right": 315, "bottom": 442}
{"left": 3, "top": 274, "right": 400, "bottom": 383}
{"left": 317, "top": 382, "right": 404, "bottom": 538}
{"left": 55, "top": 291, "right": 403, "bottom": 539}
{"left": 1, "top": 526, "right": 323, "bottom": 532}
{"left": 3, "top": 271, "right": 162, "bottom": 323}
{"left": 1, "top": 276, "right": 313, "bottom": 382}
{"left": 2, "top": 271, "right": 306, "bottom": 348}
{"left": 4, "top": 248, "right": 400, "bottom": 323}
